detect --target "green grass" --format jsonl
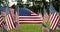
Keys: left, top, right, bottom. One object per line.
{"left": 8, "top": 24, "right": 42, "bottom": 32}
{"left": 42, "top": 30, "right": 48, "bottom": 32}
{"left": 0, "top": 24, "right": 60, "bottom": 32}
{"left": 20, "top": 24, "right": 42, "bottom": 32}
{"left": 45, "top": 21, "right": 50, "bottom": 29}
{"left": 0, "top": 30, "right": 2, "bottom": 32}
{"left": 8, "top": 30, "right": 20, "bottom": 32}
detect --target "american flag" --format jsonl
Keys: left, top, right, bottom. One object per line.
{"left": 43, "top": 7, "right": 49, "bottom": 23}
{"left": 5, "top": 7, "right": 16, "bottom": 30}
{"left": 15, "top": 8, "right": 43, "bottom": 24}
{"left": 0, "top": 15, "right": 4, "bottom": 27}
{"left": 19, "top": 12, "right": 42, "bottom": 24}
{"left": 50, "top": 12, "right": 59, "bottom": 30}
{"left": 42, "top": 7, "right": 49, "bottom": 32}
{"left": 49, "top": 3, "right": 59, "bottom": 30}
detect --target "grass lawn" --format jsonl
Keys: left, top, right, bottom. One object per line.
{"left": 54, "top": 30, "right": 60, "bottom": 32}
{"left": 0, "top": 24, "right": 60, "bottom": 32}
{"left": 20, "top": 24, "right": 42, "bottom": 32}
{"left": 0, "top": 30, "right": 2, "bottom": 32}
{"left": 0, "top": 24, "right": 42, "bottom": 32}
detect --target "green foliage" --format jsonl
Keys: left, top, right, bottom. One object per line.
{"left": 0, "top": 30, "right": 2, "bottom": 32}
{"left": 17, "top": 0, "right": 50, "bottom": 15}
{"left": 0, "top": 23, "right": 60, "bottom": 32}
{"left": 52, "top": 0, "right": 60, "bottom": 12}
{"left": 20, "top": 24, "right": 42, "bottom": 32}
{"left": 2, "top": 16, "right": 6, "bottom": 22}
{"left": 7, "top": 24, "right": 42, "bottom": 32}
{"left": 45, "top": 21, "right": 50, "bottom": 29}
{"left": 29, "top": 6, "right": 39, "bottom": 14}
{"left": 0, "top": 0, "right": 4, "bottom": 4}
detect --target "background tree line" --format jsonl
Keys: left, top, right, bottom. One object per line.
{"left": 0, "top": 0, "right": 60, "bottom": 16}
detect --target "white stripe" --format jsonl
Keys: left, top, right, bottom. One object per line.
{"left": 44, "top": 13, "right": 49, "bottom": 22}
{"left": 50, "top": 14, "right": 52, "bottom": 20}
{"left": 50, "top": 14, "right": 53, "bottom": 26}
{"left": 8, "top": 14, "right": 12, "bottom": 29}
{"left": 31, "top": 13, "right": 37, "bottom": 16}
{"left": 6, "top": 16, "right": 10, "bottom": 30}
{"left": 0, "top": 17, "right": 2, "bottom": 20}
{"left": 50, "top": 13, "right": 56, "bottom": 25}
{"left": 50, "top": 13, "right": 53, "bottom": 21}
{"left": 50, "top": 12, "right": 56, "bottom": 26}
{"left": 19, "top": 16, "right": 42, "bottom": 17}
{"left": 19, "top": 19, "right": 42, "bottom": 20}
{"left": 9, "top": 14, "right": 15, "bottom": 29}
{"left": 51, "top": 13, "right": 57, "bottom": 29}
{"left": 0, "top": 15, "right": 1, "bottom": 17}
{"left": 19, "top": 21, "right": 43, "bottom": 22}
{"left": 0, "top": 19, "right": 3, "bottom": 25}
{"left": 53, "top": 14, "right": 59, "bottom": 30}
{"left": 19, "top": 16, "right": 43, "bottom": 21}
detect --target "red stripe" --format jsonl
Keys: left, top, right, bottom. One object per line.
{"left": 19, "top": 16, "right": 43, "bottom": 24}
{"left": 6, "top": 15, "right": 10, "bottom": 30}
{"left": 50, "top": 12, "right": 59, "bottom": 30}
{"left": 44, "top": 13, "right": 49, "bottom": 22}
{"left": 8, "top": 14, "right": 13, "bottom": 29}
{"left": 6, "top": 13, "right": 16, "bottom": 30}
{"left": 50, "top": 13, "right": 57, "bottom": 27}
{"left": 50, "top": 14, "right": 54, "bottom": 26}
{"left": 17, "top": 11, "right": 43, "bottom": 24}
{"left": 10, "top": 13, "right": 16, "bottom": 28}
{"left": 50, "top": 13, "right": 56, "bottom": 29}
{"left": 50, "top": 13, "right": 57, "bottom": 28}
{"left": 0, "top": 15, "right": 4, "bottom": 27}
{"left": 51, "top": 14, "right": 58, "bottom": 30}
{"left": 19, "top": 17, "right": 40, "bottom": 19}
{"left": 8, "top": 13, "right": 15, "bottom": 29}
{"left": 53, "top": 13, "right": 59, "bottom": 30}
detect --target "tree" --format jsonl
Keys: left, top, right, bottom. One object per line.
{"left": 52, "top": 0, "right": 60, "bottom": 12}
{"left": 0, "top": 0, "right": 4, "bottom": 4}
{"left": 42, "top": 0, "right": 49, "bottom": 15}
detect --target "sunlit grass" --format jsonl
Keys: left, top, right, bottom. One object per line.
{"left": 8, "top": 24, "right": 42, "bottom": 32}
{"left": 0, "top": 30, "right": 2, "bottom": 32}
{"left": 20, "top": 24, "right": 42, "bottom": 32}
{"left": 0, "top": 21, "right": 60, "bottom": 32}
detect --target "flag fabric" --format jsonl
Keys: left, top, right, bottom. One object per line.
{"left": 56, "top": 16, "right": 60, "bottom": 30}
{"left": 49, "top": 3, "right": 59, "bottom": 31}
{"left": 5, "top": 7, "right": 16, "bottom": 30}
{"left": 0, "top": 15, "right": 4, "bottom": 27}
{"left": 18, "top": 8, "right": 38, "bottom": 16}
{"left": 19, "top": 16, "right": 43, "bottom": 24}
{"left": 19, "top": 8, "right": 31, "bottom": 16}
{"left": 50, "top": 12, "right": 59, "bottom": 30}
{"left": 42, "top": 7, "right": 49, "bottom": 32}
{"left": 1, "top": 11, "right": 8, "bottom": 32}
{"left": 43, "top": 7, "right": 48, "bottom": 28}
{"left": 18, "top": 7, "right": 38, "bottom": 16}
{"left": 0, "top": 6, "right": 5, "bottom": 27}
{"left": 16, "top": 7, "right": 43, "bottom": 24}
{"left": 43, "top": 7, "right": 49, "bottom": 23}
